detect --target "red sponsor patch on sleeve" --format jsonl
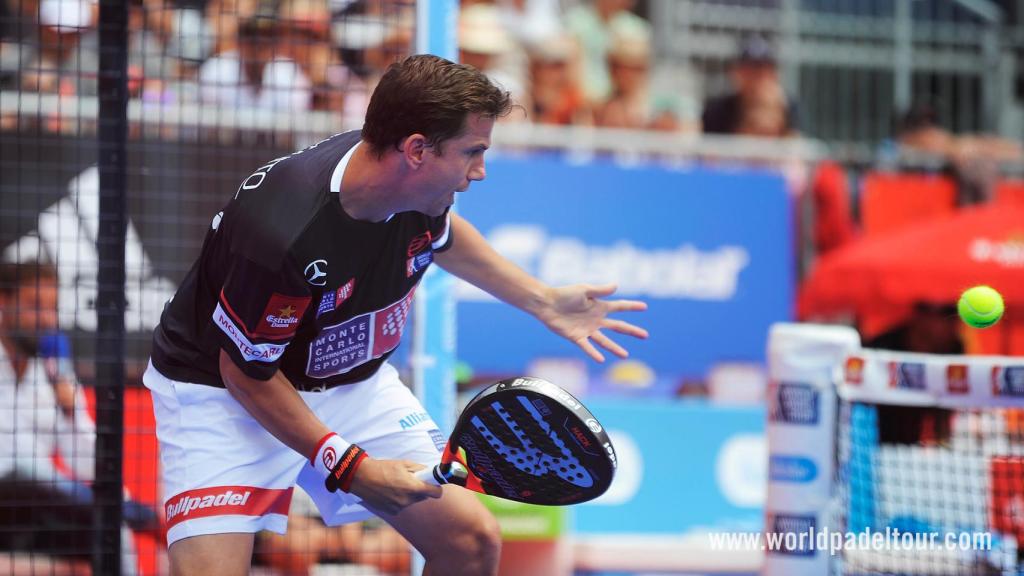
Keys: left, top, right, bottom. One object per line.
{"left": 407, "top": 231, "right": 432, "bottom": 256}
{"left": 253, "top": 293, "right": 311, "bottom": 339}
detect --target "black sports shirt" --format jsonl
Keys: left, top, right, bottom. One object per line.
{"left": 151, "top": 131, "right": 453, "bottom": 390}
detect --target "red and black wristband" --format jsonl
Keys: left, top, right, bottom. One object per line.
{"left": 312, "top": 432, "right": 369, "bottom": 493}
{"left": 331, "top": 444, "right": 369, "bottom": 493}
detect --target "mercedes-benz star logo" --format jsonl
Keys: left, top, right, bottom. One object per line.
{"left": 304, "top": 259, "right": 328, "bottom": 286}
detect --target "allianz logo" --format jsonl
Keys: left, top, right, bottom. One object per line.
{"left": 456, "top": 224, "right": 749, "bottom": 301}
{"left": 3, "top": 166, "right": 176, "bottom": 332}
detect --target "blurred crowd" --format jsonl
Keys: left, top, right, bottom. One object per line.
{"left": 5, "top": 0, "right": 1024, "bottom": 160}
{"left": 0, "top": 0, "right": 808, "bottom": 137}
{"left": 0, "top": 0, "right": 408, "bottom": 126}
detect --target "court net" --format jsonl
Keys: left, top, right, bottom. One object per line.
{"left": 832, "top": 349, "right": 1024, "bottom": 575}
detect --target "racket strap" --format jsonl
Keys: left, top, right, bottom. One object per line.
{"left": 312, "top": 432, "right": 369, "bottom": 493}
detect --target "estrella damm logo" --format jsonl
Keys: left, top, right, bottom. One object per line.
{"left": 845, "top": 356, "right": 865, "bottom": 385}
{"left": 947, "top": 364, "right": 969, "bottom": 395}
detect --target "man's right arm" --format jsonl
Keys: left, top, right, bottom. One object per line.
{"left": 218, "top": 350, "right": 441, "bottom": 514}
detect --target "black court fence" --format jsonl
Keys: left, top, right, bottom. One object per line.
{"left": 2, "top": 0, "right": 416, "bottom": 573}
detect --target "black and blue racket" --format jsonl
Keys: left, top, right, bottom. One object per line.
{"left": 414, "top": 377, "right": 616, "bottom": 505}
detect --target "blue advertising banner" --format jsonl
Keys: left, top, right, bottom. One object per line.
{"left": 455, "top": 155, "right": 793, "bottom": 378}
{"left": 573, "top": 399, "right": 766, "bottom": 535}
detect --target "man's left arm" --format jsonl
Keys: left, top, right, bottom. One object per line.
{"left": 433, "top": 213, "right": 647, "bottom": 362}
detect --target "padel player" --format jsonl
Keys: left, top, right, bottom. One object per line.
{"left": 146, "top": 55, "right": 647, "bottom": 576}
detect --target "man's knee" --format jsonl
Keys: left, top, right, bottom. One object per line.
{"left": 460, "top": 511, "right": 502, "bottom": 564}
{"left": 425, "top": 510, "right": 502, "bottom": 576}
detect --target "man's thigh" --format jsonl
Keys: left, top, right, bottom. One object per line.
{"left": 168, "top": 533, "right": 254, "bottom": 576}
{"left": 371, "top": 484, "right": 499, "bottom": 564}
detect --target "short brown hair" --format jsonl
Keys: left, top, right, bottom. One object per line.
{"left": 0, "top": 260, "right": 58, "bottom": 296}
{"left": 361, "top": 54, "right": 512, "bottom": 158}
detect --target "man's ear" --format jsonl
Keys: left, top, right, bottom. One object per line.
{"left": 400, "top": 134, "right": 430, "bottom": 169}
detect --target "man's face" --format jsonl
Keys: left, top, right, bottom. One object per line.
{"left": 734, "top": 61, "right": 778, "bottom": 97}
{"left": 0, "top": 277, "right": 59, "bottom": 353}
{"left": 416, "top": 113, "right": 494, "bottom": 216}
{"left": 609, "top": 56, "right": 648, "bottom": 94}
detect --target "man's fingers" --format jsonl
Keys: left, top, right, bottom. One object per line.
{"left": 601, "top": 318, "right": 649, "bottom": 339}
{"left": 607, "top": 299, "right": 647, "bottom": 312}
{"left": 584, "top": 283, "right": 618, "bottom": 299}
{"left": 403, "top": 460, "right": 444, "bottom": 497}
{"left": 403, "top": 460, "right": 428, "bottom": 472}
{"left": 592, "top": 331, "right": 628, "bottom": 358}
{"left": 421, "top": 484, "right": 444, "bottom": 499}
{"left": 576, "top": 337, "right": 606, "bottom": 363}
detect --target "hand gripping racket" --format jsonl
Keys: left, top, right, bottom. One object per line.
{"left": 414, "top": 377, "right": 617, "bottom": 505}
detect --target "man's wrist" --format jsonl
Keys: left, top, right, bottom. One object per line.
{"left": 524, "top": 284, "right": 556, "bottom": 320}
{"left": 312, "top": 432, "right": 369, "bottom": 493}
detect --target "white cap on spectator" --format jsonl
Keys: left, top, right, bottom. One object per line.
{"left": 334, "top": 15, "right": 387, "bottom": 50}
{"left": 526, "top": 34, "right": 575, "bottom": 63}
{"left": 459, "top": 4, "right": 513, "bottom": 56}
{"left": 39, "top": 0, "right": 95, "bottom": 33}
{"left": 333, "top": 10, "right": 413, "bottom": 50}
{"left": 608, "top": 17, "right": 651, "bottom": 65}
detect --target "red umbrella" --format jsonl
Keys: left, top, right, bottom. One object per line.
{"left": 800, "top": 202, "right": 1024, "bottom": 318}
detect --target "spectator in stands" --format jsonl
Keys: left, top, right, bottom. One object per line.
{"left": 206, "top": 0, "right": 257, "bottom": 57}
{"left": 278, "top": 0, "right": 354, "bottom": 112}
{"left": 595, "top": 17, "right": 682, "bottom": 132}
{"left": 896, "top": 100, "right": 1023, "bottom": 205}
{"left": 12, "top": 0, "right": 207, "bottom": 112}
{"left": 199, "top": 10, "right": 313, "bottom": 110}
{"left": 701, "top": 33, "right": 799, "bottom": 137}
{"left": 0, "top": 260, "right": 159, "bottom": 575}
{"left": 16, "top": 0, "right": 97, "bottom": 95}
{"left": 494, "top": 0, "right": 565, "bottom": 49}
{"left": 65, "top": 0, "right": 210, "bottom": 102}
{"left": 1, "top": 0, "right": 40, "bottom": 90}
{"left": 458, "top": 2, "right": 527, "bottom": 107}
{"left": 334, "top": 0, "right": 414, "bottom": 105}
{"left": 525, "top": 34, "right": 591, "bottom": 125}
{"left": 132, "top": 0, "right": 210, "bottom": 101}
{"left": 565, "top": 0, "right": 651, "bottom": 107}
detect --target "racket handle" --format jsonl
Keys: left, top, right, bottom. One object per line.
{"left": 414, "top": 462, "right": 468, "bottom": 486}
{"left": 415, "top": 465, "right": 446, "bottom": 485}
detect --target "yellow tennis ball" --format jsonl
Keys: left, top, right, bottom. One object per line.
{"left": 958, "top": 285, "right": 1004, "bottom": 329}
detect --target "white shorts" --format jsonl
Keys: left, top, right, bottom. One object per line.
{"left": 143, "top": 362, "right": 445, "bottom": 546}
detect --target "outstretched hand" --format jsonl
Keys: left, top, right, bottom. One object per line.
{"left": 537, "top": 284, "right": 648, "bottom": 362}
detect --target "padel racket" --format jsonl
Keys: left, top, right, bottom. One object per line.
{"left": 414, "top": 377, "right": 617, "bottom": 505}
